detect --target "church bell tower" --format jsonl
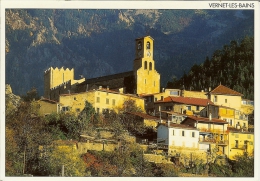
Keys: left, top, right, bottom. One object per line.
{"left": 133, "top": 36, "right": 160, "bottom": 95}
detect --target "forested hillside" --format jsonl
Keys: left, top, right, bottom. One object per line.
{"left": 5, "top": 9, "right": 254, "bottom": 96}
{"left": 166, "top": 36, "right": 254, "bottom": 100}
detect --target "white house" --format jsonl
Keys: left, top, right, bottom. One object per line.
{"left": 157, "top": 123, "right": 199, "bottom": 151}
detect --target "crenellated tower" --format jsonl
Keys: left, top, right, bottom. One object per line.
{"left": 44, "top": 67, "right": 75, "bottom": 99}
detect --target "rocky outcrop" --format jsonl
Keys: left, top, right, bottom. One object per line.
{"left": 5, "top": 84, "right": 21, "bottom": 110}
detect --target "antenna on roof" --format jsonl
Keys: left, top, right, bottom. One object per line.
{"left": 145, "top": 23, "right": 150, "bottom": 36}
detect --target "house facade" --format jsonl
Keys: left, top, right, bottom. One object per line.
{"left": 181, "top": 116, "right": 229, "bottom": 155}
{"left": 227, "top": 130, "right": 254, "bottom": 160}
{"left": 154, "top": 96, "right": 214, "bottom": 118}
{"left": 59, "top": 87, "right": 145, "bottom": 114}
{"left": 34, "top": 98, "right": 61, "bottom": 116}
{"left": 126, "top": 112, "right": 160, "bottom": 130}
{"left": 157, "top": 123, "right": 200, "bottom": 151}
{"left": 208, "top": 84, "right": 243, "bottom": 111}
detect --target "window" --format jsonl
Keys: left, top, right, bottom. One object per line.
{"left": 106, "top": 98, "right": 109, "bottom": 104}
{"left": 96, "top": 108, "right": 100, "bottom": 114}
{"left": 112, "top": 99, "right": 116, "bottom": 106}
{"left": 62, "top": 106, "right": 69, "bottom": 112}
{"left": 74, "top": 97, "right": 77, "bottom": 100}
{"left": 230, "top": 119, "right": 233, "bottom": 126}
{"left": 144, "top": 61, "right": 147, "bottom": 69}
{"left": 145, "top": 79, "right": 146, "bottom": 84}
{"left": 244, "top": 140, "right": 248, "bottom": 150}
{"left": 172, "top": 130, "right": 175, "bottom": 136}
{"left": 146, "top": 41, "right": 150, "bottom": 49}
{"left": 161, "top": 96, "right": 163, "bottom": 101}
{"left": 182, "top": 131, "right": 185, "bottom": 137}
{"left": 170, "top": 90, "right": 179, "bottom": 96}
{"left": 96, "top": 97, "right": 100, "bottom": 103}
{"left": 235, "top": 133, "right": 239, "bottom": 138}
{"left": 186, "top": 106, "right": 191, "bottom": 111}
{"left": 196, "top": 106, "right": 199, "bottom": 111}
{"left": 137, "top": 41, "right": 142, "bottom": 50}
{"left": 214, "top": 96, "right": 217, "bottom": 102}
{"left": 192, "top": 132, "right": 195, "bottom": 137}
{"left": 220, "top": 134, "right": 223, "bottom": 141}
{"left": 225, "top": 99, "right": 227, "bottom": 103}
{"left": 235, "top": 140, "right": 238, "bottom": 148}
{"left": 149, "top": 62, "right": 152, "bottom": 70}
{"left": 155, "top": 98, "right": 157, "bottom": 102}
{"left": 166, "top": 106, "right": 172, "bottom": 111}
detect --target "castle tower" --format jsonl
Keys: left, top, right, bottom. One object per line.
{"left": 133, "top": 36, "right": 160, "bottom": 95}
{"left": 44, "top": 67, "right": 74, "bottom": 98}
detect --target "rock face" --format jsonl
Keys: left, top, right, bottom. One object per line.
{"left": 5, "top": 9, "right": 254, "bottom": 96}
{"left": 5, "top": 84, "right": 21, "bottom": 110}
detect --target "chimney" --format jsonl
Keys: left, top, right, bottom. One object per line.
{"left": 119, "top": 88, "right": 124, "bottom": 93}
{"left": 86, "top": 84, "right": 89, "bottom": 92}
{"left": 162, "top": 88, "right": 165, "bottom": 93}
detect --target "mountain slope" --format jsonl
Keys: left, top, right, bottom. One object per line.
{"left": 166, "top": 36, "right": 254, "bottom": 100}
{"left": 5, "top": 9, "right": 254, "bottom": 96}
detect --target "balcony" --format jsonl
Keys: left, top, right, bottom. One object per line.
{"left": 217, "top": 140, "right": 228, "bottom": 145}
{"left": 231, "top": 144, "right": 247, "bottom": 150}
{"left": 199, "top": 138, "right": 228, "bottom": 145}
{"left": 199, "top": 128, "right": 226, "bottom": 134}
{"left": 199, "top": 138, "right": 216, "bottom": 143}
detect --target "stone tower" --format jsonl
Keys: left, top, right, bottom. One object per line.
{"left": 44, "top": 67, "right": 74, "bottom": 99}
{"left": 133, "top": 36, "right": 160, "bottom": 95}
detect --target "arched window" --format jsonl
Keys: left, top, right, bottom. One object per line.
{"left": 138, "top": 41, "right": 142, "bottom": 50}
{"left": 144, "top": 61, "right": 147, "bottom": 69}
{"left": 149, "top": 62, "right": 152, "bottom": 70}
{"left": 146, "top": 41, "right": 150, "bottom": 49}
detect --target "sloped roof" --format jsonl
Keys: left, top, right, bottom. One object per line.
{"left": 210, "top": 85, "right": 243, "bottom": 96}
{"left": 182, "top": 115, "right": 228, "bottom": 124}
{"left": 60, "top": 88, "right": 143, "bottom": 99}
{"left": 158, "top": 123, "right": 197, "bottom": 130}
{"left": 156, "top": 96, "right": 214, "bottom": 106}
{"left": 77, "top": 71, "right": 134, "bottom": 86}
{"left": 39, "top": 98, "right": 59, "bottom": 104}
{"left": 126, "top": 112, "right": 160, "bottom": 120}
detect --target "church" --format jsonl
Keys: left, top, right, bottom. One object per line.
{"left": 44, "top": 36, "right": 161, "bottom": 101}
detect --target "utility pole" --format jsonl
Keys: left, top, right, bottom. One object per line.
{"left": 23, "top": 145, "right": 26, "bottom": 175}
{"left": 61, "top": 165, "right": 64, "bottom": 177}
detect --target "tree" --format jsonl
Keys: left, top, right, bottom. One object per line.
{"left": 231, "top": 154, "right": 254, "bottom": 177}
{"left": 40, "top": 144, "right": 86, "bottom": 176}
{"left": 5, "top": 127, "right": 24, "bottom": 176}
{"left": 5, "top": 102, "right": 53, "bottom": 176}
{"left": 21, "top": 87, "right": 40, "bottom": 102}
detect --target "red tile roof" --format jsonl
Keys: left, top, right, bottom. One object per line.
{"left": 183, "top": 115, "right": 228, "bottom": 124}
{"left": 210, "top": 85, "right": 243, "bottom": 96}
{"left": 156, "top": 96, "right": 213, "bottom": 106}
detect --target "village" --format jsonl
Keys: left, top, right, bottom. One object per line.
{"left": 33, "top": 36, "right": 254, "bottom": 169}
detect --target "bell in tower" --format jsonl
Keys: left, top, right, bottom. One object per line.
{"left": 133, "top": 36, "right": 160, "bottom": 95}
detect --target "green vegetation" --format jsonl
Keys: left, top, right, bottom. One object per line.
{"left": 6, "top": 93, "right": 254, "bottom": 177}
{"left": 167, "top": 36, "right": 254, "bottom": 100}
{"left": 5, "top": 9, "right": 253, "bottom": 96}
